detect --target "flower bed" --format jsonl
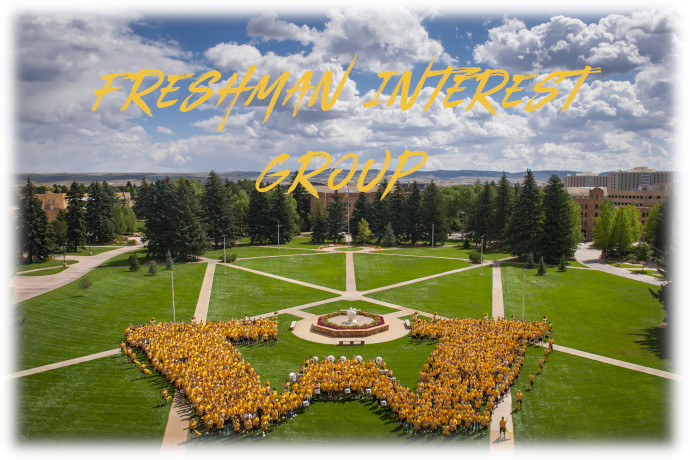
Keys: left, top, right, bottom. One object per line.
{"left": 317, "top": 311, "right": 384, "bottom": 330}
{"left": 311, "top": 311, "right": 389, "bottom": 338}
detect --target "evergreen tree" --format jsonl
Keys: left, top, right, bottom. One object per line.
{"left": 349, "top": 192, "right": 370, "bottom": 240}
{"left": 85, "top": 181, "right": 116, "bottom": 244}
{"left": 326, "top": 190, "right": 347, "bottom": 243}
{"left": 309, "top": 200, "right": 328, "bottom": 244}
{"left": 247, "top": 187, "right": 272, "bottom": 243}
{"left": 166, "top": 249, "right": 175, "bottom": 270}
{"left": 50, "top": 209, "right": 68, "bottom": 248}
{"left": 357, "top": 218, "right": 371, "bottom": 244}
{"left": 491, "top": 172, "right": 514, "bottom": 245}
{"left": 540, "top": 175, "right": 578, "bottom": 264}
{"left": 389, "top": 182, "right": 407, "bottom": 240}
{"left": 506, "top": 170, "right": 543, "bottom": 258}
{"left": 592, "top": 199, "right": 615, "bottom": 255}
{"left": 290, "top": 172, "right": 312, "bottom": 232}
{"left": 558, "top": 255, "right": 567, "bottom": 272}
{"left": 65, "top": 181, "right": 87, "bottom": 252}
{"left": 142, "top": 178, "right": 176, "bottom": 258}
{"left": 148, "top": 260, "right": 158, "bottom": 274}
{"left": 467, "top": 182, "right": 493, "bottom": 249}
{"left": 202, "top": 171, "right": 238, "bottom": 248}
{"left": 526, "top": 252, "right": 535, "bottom": 268}
{"left": 382, "top": 223, "right": 397, "bottom": 247}
{"left": 172, "top": 178, "right": 209, "bottom": 261}
{"left": 129, "top": 252, "right": 141, "bottom": 272}
{"left": 537, "top": 256, "right": 547, "bottom": 275}
{"left": 229, "top": 188, "right": 250, "bottom": 236}
{"left": 420, "top": 181, "right": 449, "bottom": 245}
{"left": 18, "top": 177, "right": 54, "bottom": 264}
{"left": 132, "top": 178, "right": 150, "bottom": 220}
{"left": 369, "top": 179, "right": 391, "bottom": 243}
{"left": 269, "top": 187, "right": 296, "bottom": 244}
{"left": 405, "top": 181, "right": 423, "bottom": 244}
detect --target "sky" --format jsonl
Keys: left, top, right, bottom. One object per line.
{"left": 7, "top": 2, "right": 683, "bottom": 175}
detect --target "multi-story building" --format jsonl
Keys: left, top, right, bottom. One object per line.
{"left": 562, "top": 167, "right": 672, "bottom": 191}
{"left": 36, "top": 191, "right": 132, "bottom": 221}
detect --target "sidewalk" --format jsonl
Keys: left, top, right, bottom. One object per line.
{"left": 575, "top": 243, "right": 663, "bottom": 286}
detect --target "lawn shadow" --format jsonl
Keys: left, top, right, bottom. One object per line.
{"left": 629, "top": 325, "right": 671, "bottom": 362}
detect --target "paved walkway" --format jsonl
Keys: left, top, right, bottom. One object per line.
{"left": 10, "top": 348, "right": 120, "bottom": 379}
{"left": 575, "top": 243, "right": 663, "bottom": 286}
{"left": 11, "top": 242, "right": 144, "bottom": 303}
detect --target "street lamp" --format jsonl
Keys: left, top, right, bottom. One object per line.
{"left": 522, "top": 268, "right": 526, "bottom": 320}
{"left": 171, "top": 266, "right": 176, "bottom": 322}
{"left": 346, "top": 183, "right": 351, "bottom": 246}
{"left": 223, "top": 234, "right": 227, "bottom": 275}
{"left": 277, "top": 221, "right": 280, "bottom": 246}
{"left": 480, "top": 237, "right": 484, "bottom": 275}
{"left": 431, "top": 222, "right": 435, "bottom": 248}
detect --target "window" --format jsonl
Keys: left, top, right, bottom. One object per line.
{"left": 595, "top": 212, "right": 598, "bottom": 217}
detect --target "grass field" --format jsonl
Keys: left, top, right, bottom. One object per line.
{"left": 380, "top": 245, "right": 512, "bottom": 260}
{"left": 205, "top": 246, "right": 316, "bottom": 260}
{"left": 366, "top": 266, "right": 492, "bottom": 319}
{"left": 15, "top": 259, "right": 78, "bottom": 272}
{"left": 56, "top": 246, "right": 123, "bottom": 256}
{"left": 235, "top": 253, "right": 346, "bottom": 290}
{"left": 511, "top": 347, "right": 669, "bottom": 444}
{"left": 206, "top": 265, "right": 339, "bottom": 320}
{"left": 501, "top": 264, "right": 670, "bottom": 371}
{"left": 98, "top": 248, "right": 151, "bottom": 268}
{"left": 16, "top": 262, "right": 207, "bottom": 371}
{"left": 354, "top": 253, "right": 470, "bottom": 291}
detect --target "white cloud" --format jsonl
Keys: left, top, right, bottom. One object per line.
{"left": 156, "top": 126, "right": 174, "bottom": 135}
{"left": 247, "top": 12, "right": 317, "bottom": 45}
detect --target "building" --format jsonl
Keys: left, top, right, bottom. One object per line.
{"left": 562, "top": 167, "right": 672, "bottom": 191}
{"left": 567, "top": 186, "right": 669, "bottom": 240}
{"left": 36, "top": 191, "right": 132, "bottom": 221}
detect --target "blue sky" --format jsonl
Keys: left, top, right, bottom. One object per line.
{"left": 9, "top": 3, "right": 680, "bottom": 174}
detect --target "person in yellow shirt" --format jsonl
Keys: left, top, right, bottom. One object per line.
{"left": 515, "top": 390, "right": 523, "bottom": 411}
{"left": 499, "top": 416, "right": 507, "bottom": 439}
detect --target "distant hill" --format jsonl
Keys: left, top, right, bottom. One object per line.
{"left": 16, "top": 169, "right": 584, "bottom": 187}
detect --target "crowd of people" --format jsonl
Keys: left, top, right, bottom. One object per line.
{"left": 123, "top": 314, "right": 550, "bottom": 437}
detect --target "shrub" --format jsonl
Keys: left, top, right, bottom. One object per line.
{"left": 229, "top": 253, "right": 237, "bottom": 263}
{"left": 127, "top": 239, "right": 137, "bottom": 246}
{"left": 382, "top": 224, "right": 396, "bottom": 247}
{"left": 537, "top": 256, "right": 547, "bottom": 275}
{"left": 166, "top": 250, "right": 175, "bottom": 270}
{"left": 128, "top": 252, "right": 140, "bottom": 272}
{"left": 463, "top": 239, "right": 470, "bottom": 249}
{"left": 78, "top": 276, "right": 92, "bottom": 295}
{"left": 469, "top": 251, "right": 482, "bottom": 264}
{"left": 526, "top": 252, "right": 535, "bottom": 269}
{"left": 148, "top": 261, "right": 159, "bottom": 275}
{"left": 558, "top": 256, "right": 567, "bottom": 272}
{"left": 625, "top": 253, "right": 637, "bottom": 263}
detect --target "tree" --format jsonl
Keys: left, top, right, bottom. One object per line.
{"left": 142, "top": 177, "right": 176, "bottom": 257}
{"left": 405, "top": 181, "right": 423, "bottom": 244}
{"left": 112, "top": 199, "right": 136, "bottom": 235}
{"left": 202, "top": 171, "right": 238, "bottom": 248}
{"left": 129, "top": 252, "right": 141, "bottom": 272}
{"left": 389, "top": 182, "right": 407, "bottom": 240}
{"left": 65, "top": 181, "right": 87, "bottom": 252}
{"left": 357, "top": 218, "right": 371, "bottom": 245}
{"left": 247, "top": 187, "right": 272, "bottom": 243}
{"left": 650, "top": 251, "right": 672, "bottom": 322}
{"left": 540, "top": 175, "right": 578, "bottom": 264}
{"left": 558, "top": 255, "right": 567, "bottom": 272}
{"left": 269, "top": 187, "right": 296, "bottom": 244}
{"left": 326, "top": 190, "right": 347, "bottom": 243}
{"left": 50, "top": 209, "right": 68, "bottom": 249}
{"left": 369, "top": 179, "right": 391, "bottom": 243}
{"left": 506, "top": 170, "right": 543, "bottom": 258}
{"left": 592, "top": 199, "right": 615, "bottom": 255}
{"left": 290, "top": 172, "right": 312, "bottom": 232}
{"left": 420, "top": 181, "right": 449, "bottom": 245}
{"left": 610, "top": 205, "right": 641, "bottom": 256}
{"left": 491, "top": 172, "right": 514, "bottom": 245}
{"left": 349, "top": 192, "right": 370, "bottom": 240}
{"left": 636, "top": 242, "right": 652, "bottom": 272}
{"left": 78, "top": 276, "right": 93, "bottom": 295}
{"left": 132, "top": 178, "right": 151, "bottom": 220}
{"left": 309, "top": 200, "right": 328, "bottom": 244}
{"left": 382, "top": 224, "right": 397, "bottom": 247}
{"left": 466, "top": 182, "right": 493, "bottom": 249}
{"left": 537, "top": 256, "right": 547, "bottom": 275}
{"left": 148, "top": 261, "right": 159, "bottom": 274}
{"left": 85, "top": 181, "right": 116, "bottom": 244}
{"left": 526, "top": 252, "right": 535, "bottom": 269}
{"left": 171, "top": 178, "right": 209, "bottom": 261}
{"left": 18, "top": 177, "right": 54, "bottom": 264}
{"left": 166, "top": 249, "right": 175, "bottom": 270}
{"left": 644, "top": 201, "right": 663, "bottom": 253}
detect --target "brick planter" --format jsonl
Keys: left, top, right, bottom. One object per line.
{"left": 311, "top": 321, "right": 390, "bottom": 338}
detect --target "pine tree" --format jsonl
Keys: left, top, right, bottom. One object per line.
{"left": 85, "top": 181, "right": 116, "bottom": 244}
{"left": 269, "top": 187, "right": 296, "bottom": 244}
{"left": 166, "top": 249, "right": 175, "bottom": 270}
{"left": 129, "top": 252, "right": 141, "bottom": 272}
{"left": 369, "top": 179, "right": 391, "bottom": 243}
{"left": 537, "top": 256, "right": 547, "bottom": 275}
{"left": 420, "top": 181, "right": 449, "bottom": 245}
{"left": 290, "top": 172, "right": 312, "bottom": 232}
{"left": 467, "top": 182, "right": 493, "bottom": 249}
{"left": 506, "top": 170, "right": 543, "bottom": 258}
{"left": 142, "top": 178, "right": 176, "bottom": 258}
{"left": 526, "top": 252, "right": 535, "bottom": 269}
{"left": 406, "top": 181, "right": 423, "bottom": 244}
{"left": 309, "top": 200, "right": 328, "bottom": 244}
{"left": 491, "top": 172, "right": 514, "bottom": 245}
{"left": 349, "top": 192, "right": 370, "bottom": 240}
{"left": 382, "top": 223, "right": 397, "bottom": 247}
{"left": 132, "top": 178, "right": 150, "bottom": 220}
{"left": 18, "top": 177, "right": 54, "bottom": 264}
{"left": 247, "top": 187, "right": 272, "bottom": 243}
{"left": 148, "top": 260, "right": 159, "bottom": 274}
{"left": 172, "top": 178, "right": 209, "bottom": 261}
{"left": 540, "top": 175, "right": 578, "bottom": 264}
{"left": 65, "top": 181, "right": 87, "bottom": 252}
{"left": 389, "top": 182, "right": 407, "bottom": 241}
{"left": 326, "top": 190, "right": 346, "bottom": 243}
{"left": 202, "top": 171, "right": 238, "bottom": 248}
{"left": 558, "top": 255, "right": 567, "bottom": 272}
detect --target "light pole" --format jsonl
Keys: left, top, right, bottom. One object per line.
{"left": 346, "top": 183, "right": 350, "bottom": 246}
{"left": 480, "top": 237, "right": 484, "bottom": 275}
{"left": 431, "top": 222, "right": 435, "bottom": 248}
{"left": 277, "top": 221, "right": 280, "bottom": 246}
{"left": 171, "top": 268, "right": 176, "bottom": 322}
{"left": 223, "top": 235, "right": 227, "bottom": 275}
{"left": 522, "top": 268, "right": 526, "bottom": 320}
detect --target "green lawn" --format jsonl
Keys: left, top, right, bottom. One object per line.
{"left": 206, "top": 265, "right": 339, "bottom": 320}
{"left": 16, "top": 262, "right": 207, "bottom": 371}
{"left": 261, "top": 236, "right": 324, "bottom": 249}
{"left": 512, "top": 347, "right": 669, "bottom": 443}
{"left": 56, "top": 246, "right": 122, "bottom": 256}
{"left": 380, "top": 245, "right": 512, "bottom": 260}
{"left": 17, "top": 354, "right": 173, "bottom": 442}
{"left": 235, "top": 253, "right": 345, "bottom": 290}
{"left": 98, "top": 248, "right": 151, "bottom": 268}
{"left": 501, "top": 264, "right": 670, "bottom": 371}
{"left": 17, "top": 266, "right": 68, "bottom": 276}
{"left": 301, "top": 300, "right": 399, "bottom": 316}
{"left": 205, "top": 246, "right": 316, "bottom": 260}
{"left": 15, "top": 259, "right": 78, "bottom": 272}
{"left": 354, "top": 253, "right": 470, "bottom": 291}
{"left": 333, "top": 246, "right": 364, "bottom": 251}
{"left": 366, "top": 266, "right": 492, "bottom": 319}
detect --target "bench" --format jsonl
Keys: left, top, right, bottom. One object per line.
{"left": 403, "top": 319, "right": 411, "bottom": 329}
{"left": 338, "top": 340, "right": 365, "bottom": 345}
{"left": 289, "top": 321, "right": 297, "bottom": 331}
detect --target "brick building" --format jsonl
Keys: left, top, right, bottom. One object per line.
{"left": 36, "top": 191, "right": 132, "bottom": 221}
{"left": 562, "top": 166, "right": 672, "bottom": 191}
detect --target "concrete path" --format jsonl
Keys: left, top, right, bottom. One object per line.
{"left": 575, "top": 243, "right": 663, "bottom": 286}
{"left": 11, "top": 242, "right": 144, "bottom": 303}
{"left": 10, "top": 348, "right": 120, "bottom": 379}
{"left": 491, "top": 261, "right": 504, "bottom": 319}
{"left": 345, "top": 251, "right": 357, "bottom": 292}
{"left": 190, "top": 260, "right": 217, "bottom": 323}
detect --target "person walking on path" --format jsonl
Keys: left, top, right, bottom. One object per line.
{"left": 499, "top": 416, "right": 507, "bottom": 439}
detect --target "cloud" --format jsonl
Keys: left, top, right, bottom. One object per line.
{"left": 247, "top": 12, "right": 317, "bottom": 45}
{"left": 156, "top": 126, "right": 174, "bottom": 135}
